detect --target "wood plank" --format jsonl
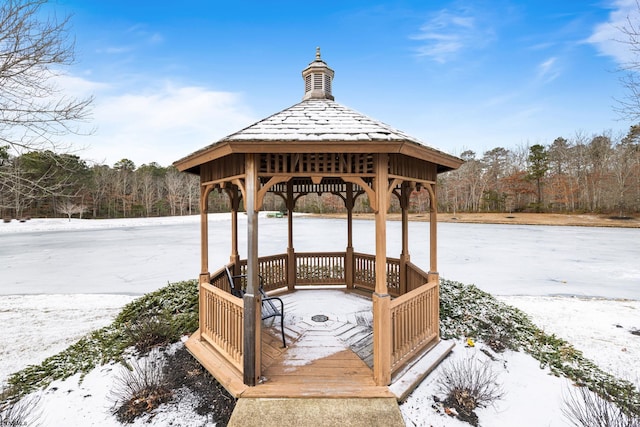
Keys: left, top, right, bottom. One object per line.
{"left": 185, "top": 330, "right": 247, "bottom": 398}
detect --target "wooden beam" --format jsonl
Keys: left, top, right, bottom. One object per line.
{"left": 345, "top": 182, "right": 354, "bottom": 289}
{"left": 373, "top": 293, "right": 391, "bottom": 386}
{"left": 425, "top": 183, "right": 438, "bottom": 277}
{"left": 286, "top": 180, "right": 296, "bottom": 291}
{"left": 342, "top": 176, "right": 377, "bottom": 213}
{"left": 399, "top": 181, "right": 410, "bottom": 295}
{"left": 226, "top": 186, "right": 240, "bottom": 266}
{"left": 243, "top": 153, "right": 261, "bottom": 386}
{"left": 256, "top": 175, "right": 289, "bottom": 212}
{"left": 387, "top": 178, "right": 402, "bottom": 211}
{"left": 232, "top": 178, "right": 247, "bottom": 208}
{"left": 373, "top": 153, "right": 391, "bottom": 386}
{"left": 202, "top": 173, "right": 246, "bottom": 188}
{"left": 200, "top": 184, "right": 214, "bottom": 279}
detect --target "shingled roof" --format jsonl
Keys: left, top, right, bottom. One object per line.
{"left": 175, "top": 48, "right": 462, "bottom": 173}
{"left": 221, "top": 99, "right": 424, "bottom": 143}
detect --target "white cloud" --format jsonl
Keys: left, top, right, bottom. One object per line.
{"left": 64, "top": 77, "right": 255, "bottom": 167}
{"left": 411, "top": 7, "right": 493, "bottom": 63}
{"left": 587, "top": 0, "right": 639, "bottom": 65}
{"left": 537, "top": 56, "right": 560, "bottom": 82}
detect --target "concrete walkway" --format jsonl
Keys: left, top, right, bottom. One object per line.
{"left": 228, "top": 397, "right": 405, "bottom": 427}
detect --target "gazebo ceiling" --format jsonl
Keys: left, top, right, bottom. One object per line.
{"left": 174, "top": 48, "right": 462, "bottom": 176}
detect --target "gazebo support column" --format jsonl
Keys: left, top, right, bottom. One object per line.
{"left": 345, "top": 182, "right": 354, "bottom": 289}
{"left": 373, "top": 154, "right": 391, "bottom": 386}
{"left": 286, "top": 181, "right": 296, "bottom": 291}
{"left": 229, "top": 187, "right": 241, "bottom": 272}
{"left": 243, "top": 154, "right": 261, "bottom": 386}
{"left": 427, "top": 184, "right": 439, "bottom": 284}
{"left": 199, "top": 185, "right": 213, "bottom": 285}
{"left": 399, "top": 181, "right": 411, "bottom": 295}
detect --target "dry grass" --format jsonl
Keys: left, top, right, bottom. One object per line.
{"left": 563, "top": 385, "right": 640, "bottom": 427}
{"left": 314, "top": 212, "right": 640, "bottom": 228}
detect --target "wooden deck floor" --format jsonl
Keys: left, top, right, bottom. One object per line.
{"left": 244, "top": 289, "right": 391, "bottom": 398}
{"left": 186, "top": 289, "right": 448, "bottom": 400}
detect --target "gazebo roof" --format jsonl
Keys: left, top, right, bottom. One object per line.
{"left": 222, "top": 99, "right": 423, "bottom": 143}
{"left": 175, "top": 49, "right": 462, "bottom": 174}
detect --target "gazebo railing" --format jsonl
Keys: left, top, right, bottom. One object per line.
{"left": 230, "top": 251, "right": 408, "bottom": 295}
{"left": 238, "top": 254, "right": 288, "bottom": 292}
{"left": 295, "top": 252, "right": 346, "bottom": 286}
{"left": 390, "top": 263, "right": 439, "bottom": 374}
{"left": 353, "top": 253, "right": 401, "bottom": 296}
{"left": 200, "top": 269, "right": 244, "bottom": 373}
{"left": 405, "top": 261, "right": 431, "bottom": 293}
{"left": 201, "top": 253, "right": 439, "bottom": 377}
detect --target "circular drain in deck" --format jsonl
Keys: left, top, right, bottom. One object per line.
{"left": 311, "top": 314, "right": 329, "bottom": 323}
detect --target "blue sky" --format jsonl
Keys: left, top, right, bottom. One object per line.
{"left": 48, "top": 0, "right": 639, "bottom": 167}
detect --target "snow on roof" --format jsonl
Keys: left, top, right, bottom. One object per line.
{"left": 219, "top": 99, "right": 430, "bottom": 146}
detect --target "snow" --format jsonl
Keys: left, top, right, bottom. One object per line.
{"left": 32, "top": 341, "right": 212, "bottom": 427}
{"left": 401, "top": 343, "right": 574, "bottom": 427}
{"left": 0, "top": 294, "right": 135, "bottom": 385}
{"left": 1, "top": 215, "right": 638, "bottom": 426}
{"left": 498, "top": 295, "right": 640, "bottom": 388}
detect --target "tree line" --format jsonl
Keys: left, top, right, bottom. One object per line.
{"left": 0, "top": 154, "right": 204, "bottom": 219}
{"left": 438, "top": 127, "right": 640, "bottom": 216}
{"left": 1, "top": 125, "right": 639, "bottom": 221}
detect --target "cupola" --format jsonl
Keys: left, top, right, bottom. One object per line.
{"left": 301, "top": 47, "right": 335, "bottom": 101}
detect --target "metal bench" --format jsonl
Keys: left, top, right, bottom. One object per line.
{"left": 225, "top": 266, "right": 286, "bottom": 348}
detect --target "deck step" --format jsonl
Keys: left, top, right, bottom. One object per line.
{"left": 389, "top": 339, "right": 455, "bottom": 402}
{"left": 228, "top": 397, "right": 405, "bottom": 427}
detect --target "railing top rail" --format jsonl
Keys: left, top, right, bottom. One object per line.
{"left": 202, "top": 281, "right": 245, "bottom": 306}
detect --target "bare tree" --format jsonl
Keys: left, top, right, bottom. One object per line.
{"left": 0, "top": 0, "right": 93, "bottom": 218}
{"left": 614, "top": 1, "right": 640, "bottom": 121}
{"left": 56, "top": 198, "right": 86, "bottom": 221}
{"left": 113, "top": 159, "right": 135, "bottom": 217}
{"left": 165, "top": 167, "right": 183, "bottom": 216}
{"left": 0, "top": 0, "right": 93, "bottom": 153}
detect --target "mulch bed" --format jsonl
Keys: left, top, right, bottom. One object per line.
{"left": 163, "top": 346, "right": 237, "bottom": 426}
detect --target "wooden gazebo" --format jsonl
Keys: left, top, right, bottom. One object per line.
{"left": 174, "top": 49, "right": 463, "bottom": 396}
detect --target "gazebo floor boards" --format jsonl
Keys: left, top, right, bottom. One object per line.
{"left": 185, "top": 326, "right": 392, "bottom": 399}
{"left": 186, "top": 289, "right": 394, "bottom": 399}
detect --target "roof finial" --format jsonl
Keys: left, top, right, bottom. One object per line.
{"left": 301, "top": 47, "right": 335, "bottom": 101}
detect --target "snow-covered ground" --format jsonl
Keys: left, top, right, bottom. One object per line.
{"left": 1, "top": 215, "right": 639, "bottom": 426}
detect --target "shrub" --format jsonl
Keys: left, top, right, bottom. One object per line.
{"left": 436, "top": 356, "right": 504, "bottom": 426}
{"left": 124, "top": 312, "right": 180, "bottom": 355}
{"left": 563, "top": 385, "right": 640, "bottom": 427}
{"left": 110, "top": 350, "right": 172, "bottom": 424}
{"left": 0, "top": 387, "right": 41, "bottom": 427}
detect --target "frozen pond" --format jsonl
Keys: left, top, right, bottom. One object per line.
{"left": 1, "top": 215, "right": 638, "bottom": 299}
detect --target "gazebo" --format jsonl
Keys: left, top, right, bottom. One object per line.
{"left": 174, "top": 49, "right": 463, "bottom": 397}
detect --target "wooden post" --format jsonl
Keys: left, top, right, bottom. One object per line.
{"left": 199, "top": 185, "right": 212, "bottom": 285}
{"left": 399, "top": 181, "right": 410, "bottom": 295}
{"left": 287, "top": 180, "right": 296, "bottom": 291}
{"left": 230, "top": 186, "right": 240, "bottom": 270}
{"left": 243, "top": 154, "right": 261, "bottom": 386}
{"left": 345, "top": 182, "right": 354, "bottom": 289}
{"left": 427, "top": 184, "right": 439, "bottom": 284}
{"left": 373, "top": 153, "right": 391, "bottom": 386}
{"left": 199, "top": 185, "right": 211, "bottom": 345}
